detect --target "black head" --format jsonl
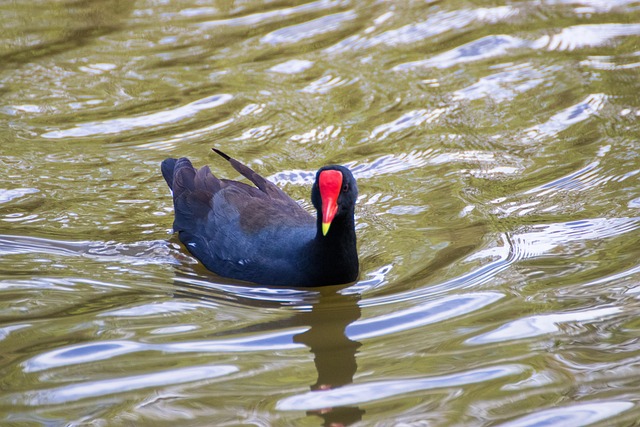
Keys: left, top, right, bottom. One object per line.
{"left": 311, "top": 165, "right": 358, "bottom": 236}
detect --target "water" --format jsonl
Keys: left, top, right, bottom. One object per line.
{"left": 1, "top": 0, "right": 640, "bottom": 425}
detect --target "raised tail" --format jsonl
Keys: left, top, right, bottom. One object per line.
{"left": 211, "top": 147, "right": 291, "bottom": 201}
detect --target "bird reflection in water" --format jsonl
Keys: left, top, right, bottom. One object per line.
{"left": 172, "top": 277, "right": 365, "bottom": 426}
{"left": 293, "top": 289, "right": 364, "bottom": 426}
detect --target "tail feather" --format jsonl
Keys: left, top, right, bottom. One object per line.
{"left": 161, "top": 158, "right": 178, "bottom": 190}
{"left": 211, "top": 147, "right": 291, "bottom": 202}
{"left": 173, "top": 189, "right": 212, "bottom": 232}
{"left": 162, "top": 157, "right": 217, "bottom": 233}
{"left": 172, "top": 158, "right": 196, "bottom": 197}
{"left": 195, "top": 165, "right": 223, "bottom": 194}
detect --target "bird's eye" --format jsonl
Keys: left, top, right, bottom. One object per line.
{"left": 342, "top": 183, "right": 349, "bottom": 193}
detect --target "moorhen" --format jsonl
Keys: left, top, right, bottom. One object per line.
{"left": 161, "top": 149, "right": 359, "bottom": 287}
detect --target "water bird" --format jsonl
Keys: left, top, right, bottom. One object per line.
{"left": 161, "top": 149, "right": 359, "bottom": 287}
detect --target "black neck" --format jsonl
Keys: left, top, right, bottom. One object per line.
{"left": 310, "top": 211, "right": 358, "bottom": 285}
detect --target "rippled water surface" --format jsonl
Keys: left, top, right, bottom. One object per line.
{"left": 2, "top": 0, "right": 640, "bottom": 425}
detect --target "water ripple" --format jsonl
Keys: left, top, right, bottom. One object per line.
{"left": 172, "top": 275, "right": 317, "bottom": 306}
{"left": 41, "top": 94, "right": 232, "bottom": 139}
{"left": 7, "top": 364, "right": 238, "bottom": 405}
{"left": 267, "top": 150, "right": 436, "bottom": 185}
{"left": 366, "top": 216, "right": 639, "bottom": 305}
{"left": 394, "top": 35, "right": 530, "bottom": 70}
{"left": 197, "top": 0, "right": 346, "bottom": 30}
{"left": 23, "top": 330, "right": 307, "bottom": 372}
{"left": 261, "top": 11, "right": 356, "bottom": 45}
{"left": 348, "top": 292, "right": 504, "bottom": 339}
{"left": 23, "top": 340, "right": 145, "bottom": 372}
{"left": 99, "top": 301, "right": 202, "bottom": 317}
{"left": 276, "top": 364, "right": 526, "bottom": 410}
{"left": 524, "top": 94, "right": 607, "bottom": 140}
{"left": 453, "top": 63, "right": 551, "bottom": 103}
{"left": 269, "top": 59, "right": 314, "bottom": 74}
{"left": 507, "top": 217, "right": 640, "bottom": 260}
{"left": 347, "top": 150, "right": 436, "bottom": 179}
{"left": 581, "top": 56, "right": 640, "bottom": 70}
{"left": 300, "top": 74, "right": 358, "bottom": 94}
{"left": 370, "top": 109, "right": 447, "bottom": 139}
{"left": 467, "top": 306, "right": 621, "bottom": 344}
{"left": 498, "top": 401, "right": 633, "bottom": 427}
{"left": 538, "top": 23, "right": 640, "bottom": 51}
{"left": 543, "top": 0, "right": 640, "bottom": 13}
{"left": 393, "top": 23, "right": 640, "bottom": 72}
{"left": 136, "top": 117, "right": 235, "bottom": 151}
{"left": 0, "top": 234, "right": 174, "bottom": 266}
{"left": 524, "top": 161, "right": 603, "bottom": 195}
{"left": 327, "top": 6, "right": 517, "bottom": 52}
{"left": 0, "top": 188, "right": 39, "bottom": 204}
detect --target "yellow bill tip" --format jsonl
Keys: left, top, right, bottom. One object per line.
{"left": 322, "top": 222, "right": 331, "bottom": 236}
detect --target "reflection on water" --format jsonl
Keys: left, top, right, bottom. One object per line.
{"left": 293, "top": 291, "right": 365, "bottom": 426}
{"left": 175, "top": 276, "right": 368, "bottom": 426}
{"left": 2, "top": 0, "right": 640, "bottom": 424}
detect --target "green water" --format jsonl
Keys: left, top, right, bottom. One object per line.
{"left": 1, "top": 0, "right": 640, "bottom": 425}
